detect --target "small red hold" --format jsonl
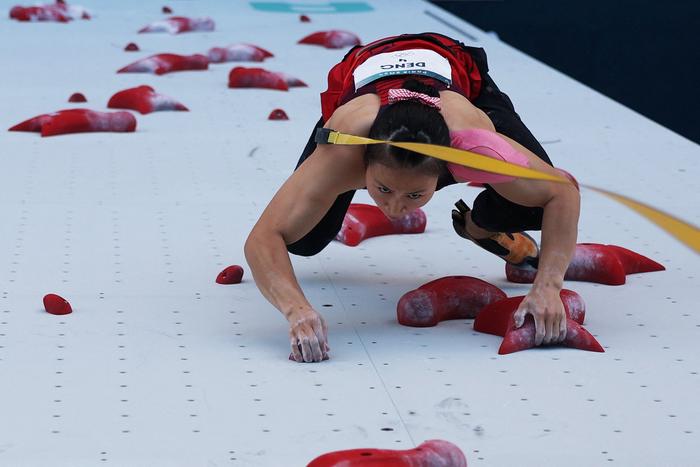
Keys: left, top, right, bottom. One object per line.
{"left": 298, "top": 30, "right": 361, "bottom": 49}
{"left": 124, "top": 42, "right": 140, "bottom": 52}
{"left": 299, "top": 14, "right": 311, "bottom": 22}
{"left": 138, "top": 16, "right": 215, "bottom": 34}
{"left": 216, "top": 265, "right": 244, "bottom": 284}
{"left": 68, "top": 92, "right": 87, "bottom": 103}
{"left": 43, "top": 294, "right": 72, "bottom": 315}
{"left": 9, "top": 109, "right": 136, "bottom": 137}
{"left": 118, "top": 53, "right": 209, "bottom": 75}
{"left": 108, "top": 85, "right": 188, "bottom": 114}
{"left": 207, "top": 44, "right": 274, "bottom": 63}
{"left": 268, "top": 109, "right": 289, "bottom": 120}
{"left": 335, "top": 204, "right": 426, "bottom": 247}
{"left": 228, "top": 67, "right": 307, "bottom": 91}
{"left": 397, "top": 276, "right": 506, "bottom": 327}
{"left": 162, "top": 5, "right": 172, "bottom": 14}
{"left": 307, "top": 439, "right": 467, "bottom": 467}
{"left": 506, "top": 243, "right": 665, "bottom": 286}
{"left": 473, "top": 290, "right": 604, "bottom": 355}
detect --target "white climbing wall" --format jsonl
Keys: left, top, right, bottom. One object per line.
{"left": 1, "top": 0, "right": 699, "bottom": 465}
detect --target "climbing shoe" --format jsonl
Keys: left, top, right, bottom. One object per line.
{"left": 451, "top": 199, "right": 539, "bottom": 269}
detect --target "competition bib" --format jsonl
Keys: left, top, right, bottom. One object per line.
{"left": 353, "top": 49, "right": 452, "bottom": 89}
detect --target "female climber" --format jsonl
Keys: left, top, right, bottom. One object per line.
{"left": 244, "top": 32, "right": 580, "bottom": 363}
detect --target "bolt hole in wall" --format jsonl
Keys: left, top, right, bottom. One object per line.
{"left": 430, "top": 0, "right": 700, "bottom": 144}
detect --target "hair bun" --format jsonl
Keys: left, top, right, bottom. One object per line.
{"left": 401, "top": 77, "right": 440, "bottom": 98}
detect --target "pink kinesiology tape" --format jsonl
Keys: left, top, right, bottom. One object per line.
{"left": 448, "top": 128, "right": 530, "bottom": 184}
{"left": 448, "top": 128, "right": 580, "bottom": 188}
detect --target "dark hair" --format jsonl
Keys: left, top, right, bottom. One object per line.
{"left": 364, "top": 78, "right": 450, "bottom": 177}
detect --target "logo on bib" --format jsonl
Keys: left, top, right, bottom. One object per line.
{"left": 354, "top": 49, "right": 452, "bottom": 89}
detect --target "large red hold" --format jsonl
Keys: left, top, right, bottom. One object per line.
{"left": 138, "top": 16, "right": 215, "bottom": 34}
{"left": 228, "top": 67, "right": 306, "bottom": 91}
{"left": 216, "top": 265, "right": 244, "bottom": 284}
{"left": 117, "top": 53, "right": 209, "bottom": 75}
{"left": 43, "top": 294, "right": 72, "bottom": 315}
{"left": 473, "top": 290, "right": 604, "bottom": 355}
{"left": 9, "top": 109, "right": 136, "bottom": 137}
{"left": 335, "top": 204, "right": 426, "bottom": 247}
{"left": 10, "top": 2, "right": 90, "bottom": 22}
{"left": 207, "top": 44, "right": 274, "bottom": 63}
{"left": 108, "top": 85, "right": 188, "bottom": 114}
{"left": 397, "top": 276, "right": 506, "bottom": 327}
{"left": 298, "top": 30, "right": 361, "bottom": 49}
{"left": 307, "top": 439, "right": 467, "bottom": 467}
{"left": 506, "top": 243, "right": 665, "bottom": 286}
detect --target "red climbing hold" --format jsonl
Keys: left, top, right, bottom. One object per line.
{"left": 335, "top": 204, "right": 426, "bottom": 247}
{"left": 162, "top": 5, "right": 172, "bottom": 14}
{"left": 207, "top": 44, "right": 274, "bottom": 63}
{"left": 506, "top": 243, "right": 665, "bottom": 286}
{"left": 397, "top": 276, "right": 506, "bottom": 327}
{"left": 307, "top": 439, "right": 467, "bottom": 467}
{"left": 268, "top": 109, "right": 289, "bottom": 120}
{"left": 108, "top": 85, "right": 188, "bottom": 115}
{"left": 10, "top": 2, "right": 89, "bottom": 22}
{"left": 68, "top": 92, "right": 87, "bottom": 103}
{"left": 228, "top": 67, "right": 307, "bottom": 91}
{"left": 216, "top": 265, "right": 244, "bottom": 285}
{"left": 118, "top": 53, "right": 209, "bottom": 75}
{"left": 299, "top": 14, "right": 311, "bottom": 22}
{"left": 138, "top": 16, "right": 215, "bottom": 34}
{"left": 298, "top": 30, "right": 361, "bottom": 49}
{"left": 9, "top": 109, "right": 136, "bottom": 137}
{"left": 43, "top": 294, "right": 72, "bottom": 315}
{"left": 124, "top": 42, "right": 140, "bottom": 52}
{"left": 277, "top": 72, "right": 307, "bottom": 88}
{"left": 473, "top": 290, "right": 604, "bottom": 355}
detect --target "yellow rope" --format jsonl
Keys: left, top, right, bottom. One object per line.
{"left": 321, "top": 129, "right": 700, "bottom": 254}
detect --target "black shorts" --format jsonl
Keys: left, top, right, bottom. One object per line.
{"left": 287, "top": 48, "right": 553, "bottom": 257}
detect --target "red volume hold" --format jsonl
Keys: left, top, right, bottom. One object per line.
{"left": 216, "top": 265, "right": 244, "bottom": 284}
{"left": 228, "top": 67, "right": 306, "bottom": 90}
{"left": 10, "top": 2, "right": 90, "bottom": 22}
{"left": 298, "top": 30, "right": 361, "bottom": 49}
{"left": 506, "top": 243, "right": 664, "bottom": 286}
{"left": 397, "top": 276, "right": 506, "bottom": 327}
{"left": 335, "top": 204, "right": 426, "bottom": 247}
{"left": 43, "top": 294, "right": 72, "bottom": 315}
{"left": 138, "top": 16, "right": 214, "bottom": 34}
{"left": 118, "top": 53, "right": 209, "bottom": 75}
{"left": 108, "top": 85, "right": 188, "bottom": 114}
{"left": 307, "top": 439, "right": 467, "bottom": 467}
{"left": 207, "top": 44, "right": 274, "bottom": 63}
{"left": 473, "top": 290, "right": 604, "bottom": 355}
{"left": 9, "top": 109, "right": 136, "bottom": 137}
